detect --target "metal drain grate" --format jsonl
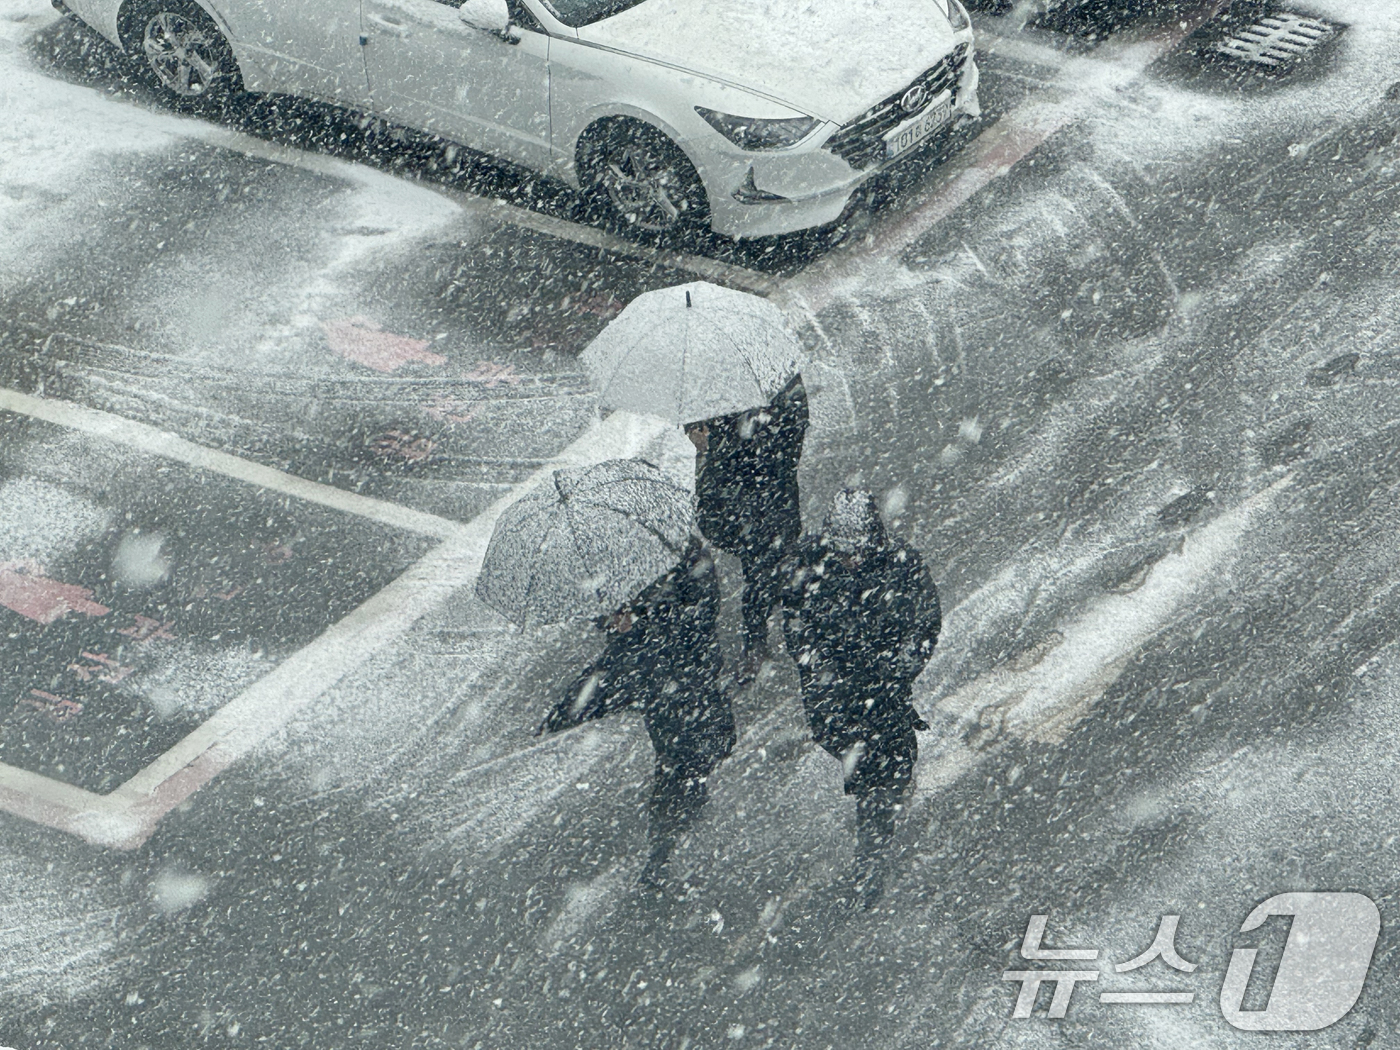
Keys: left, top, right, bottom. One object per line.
{"left": 1213, "top": 11, "right": 1337, "bottom": 68}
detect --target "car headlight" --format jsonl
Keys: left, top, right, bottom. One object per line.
{"left": 946, "top": 0, "right": 971, "bottom": 31}
{"left": 694, "top": 107, "right": 818, "bottom": 151}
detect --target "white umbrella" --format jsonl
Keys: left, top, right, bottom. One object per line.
{"left": 580, "top": 280, "right": 806, "bottom": 425}
{"left": 476, "top": 459, "right": 694, "bottom": 627}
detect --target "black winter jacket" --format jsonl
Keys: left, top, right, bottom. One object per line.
{"left": 544, "top": 543, "right": 730, "bottom": 761}
{"left": 695, "top": 375, "right": 808, "bottom": 554}
{"left": 780, "top": 530, "right": 941, "bottom": 722}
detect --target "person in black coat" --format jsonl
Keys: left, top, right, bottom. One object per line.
{"left": 685, "top": 373, "right": 809, "bottom": 679}
{"left": 539, "top": 539, "right": 736, "bottom": 889}
{"left": 780, "top": 489, "right": 941, "bottom": 905}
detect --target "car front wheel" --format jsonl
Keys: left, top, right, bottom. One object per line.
{"left": 129, "top": 1, "right": 242, "bottom": 111}
{"left": 579, "top": 120, "right": 709, "bottom": 239}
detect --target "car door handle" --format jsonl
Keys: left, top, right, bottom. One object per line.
{"left": 365, "top": 12, "right": 412, "bottom": 38}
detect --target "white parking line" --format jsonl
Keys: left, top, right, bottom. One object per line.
{"left": 0, "top": 386, "right": 464, "bottom": 540}
{"left": 0, "top": 391, "right": 670, "bottom": 849}
{"left": 189, "top": 125, "right": 781, "bottom": 297}
{"left": 926, "top": 478, "right": 1286, "bottom": 754}
{"left": 439, "top": 189, "right": 784, "bottom": 298}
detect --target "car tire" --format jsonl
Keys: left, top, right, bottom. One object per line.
{"left": 124, "top": 0, "right": 244, "bottom": 114}
{"left": 578, "top": 119, "right": 709, "bottom": 240}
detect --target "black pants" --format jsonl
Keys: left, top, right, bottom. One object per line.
{"left": 812, "top": 722, "right": 917, "bottom": 805}
{"left": 644, "top": 694, "right": 736, "bottom": 862}
{"left": 738, "top": 530, "right": 795, "bottom": 653}
{"left": 801, "top": 681, "right": 918, "bottom": 847}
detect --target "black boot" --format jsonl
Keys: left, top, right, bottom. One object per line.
{"left": 849, "top": 797, "right": 899, "bottom": 909}
{"left": 640, "top": 773, "right": 708, "bottom": 895}
{"left": 639, "top": 831, "right": 675, "bottom": 898}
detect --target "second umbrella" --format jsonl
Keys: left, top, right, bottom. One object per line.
{"left": 475, "top": 458, "right": 694, "bottom": 628}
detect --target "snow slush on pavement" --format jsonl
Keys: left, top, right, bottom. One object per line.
{"left": 3, "top": 0, "right": 1400, "bottom": 1046}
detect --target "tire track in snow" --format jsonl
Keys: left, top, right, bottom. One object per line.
{"left": 0, "top": 852, "right": 127, "bottom": 1009}
{"left": 919, "top": 475, "right": 1286, "bottom": 769}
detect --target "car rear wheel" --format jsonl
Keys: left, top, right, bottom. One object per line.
{"left": 127, "top": 1, "right": 243, "bottom": 112}
{"left": 579, "top": 120, "right": 709, "bottom": 239}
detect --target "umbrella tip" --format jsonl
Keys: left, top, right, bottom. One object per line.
{"left": 685, "top": 290, "right": 692, "bottom": 308}
{"left": 553, "top": 468, "right": 575, "bottom": 501}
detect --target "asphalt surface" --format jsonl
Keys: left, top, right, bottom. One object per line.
{"left": 0, "top": 411, "right": 432, "bottom": 791}
{"left": 3, "top": 0, "right": 1400, "bottom": 1047}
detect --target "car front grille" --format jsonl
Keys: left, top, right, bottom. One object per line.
{"left": 825, "top": 43, "right": 970, "bottom": 170}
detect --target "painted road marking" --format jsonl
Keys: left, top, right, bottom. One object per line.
{"left": 20, "top": 690, "right": 83, "bottom": 722}
{"left": 0, "top": 435, "right": 433, "bottom": 792}
{"left": 0, "top": 386, "right": 462, "bottom": 540}
{"left": 187, "top": 124, "right": 780, "bottom": 298}
{"left": 0, "top": 400, "right": 668, "bottom": 849}
{"left": 320, "top": 316, "right": 448, "bottom": 373}
{"left": 0, "top": 563, "right": 110, "bottom": 624}
{"left": 925, "top": 477, "right": 1286, "bottom": 752}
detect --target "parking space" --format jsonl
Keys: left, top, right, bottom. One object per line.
{"left": 15, "top": 0, "right": 1229, "bottom": 291}
{"left": 0, "top": 406, "right": 434, "bottom": 794}
{"left": 0, "top": 105, "right": 698, "bottom": 520}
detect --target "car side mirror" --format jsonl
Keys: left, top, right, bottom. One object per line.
{"left": 460, "top": 0, "right": 518, "bottom": 41}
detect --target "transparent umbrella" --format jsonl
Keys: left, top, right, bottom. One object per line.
{"left": 475, "top": 458, "right": 694, "bottom": 627}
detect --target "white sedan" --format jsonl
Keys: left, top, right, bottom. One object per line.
{"left": 56, "top": 0, "right": 980, "bottom": 238}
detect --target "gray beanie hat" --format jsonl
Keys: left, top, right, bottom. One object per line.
{"left": 821, "top": 488, "right": 881, "bottom": 553}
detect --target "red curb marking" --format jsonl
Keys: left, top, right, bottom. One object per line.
{"left": 117, "top": 614, "right": 177, "bottom": 643}
{"left": 0, "top": 564, "right": 110, "bottom": 625}
{"left": 321, "top": 316, "right": 447, "bottom": 373}
{"left": 20, "top": 689, "right": 83, "bottom": 722}
{"left": 68, "top": 652, "right": 135, "bottom": 685}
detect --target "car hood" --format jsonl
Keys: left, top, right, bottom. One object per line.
{"left": 579, "top": 0, "right": 962, "bottom": 126}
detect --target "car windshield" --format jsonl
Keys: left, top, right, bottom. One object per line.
{"left": 536, "top": 0, "right": 650, "bottom": 28}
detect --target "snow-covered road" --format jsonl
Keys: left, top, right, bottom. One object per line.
{"left": 3, "top": 0, "right": 1400, "bottom": 1046}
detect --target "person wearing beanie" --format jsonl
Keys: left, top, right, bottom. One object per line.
{"left": 780, "top": 488, "right": 942, "bottom": 907}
